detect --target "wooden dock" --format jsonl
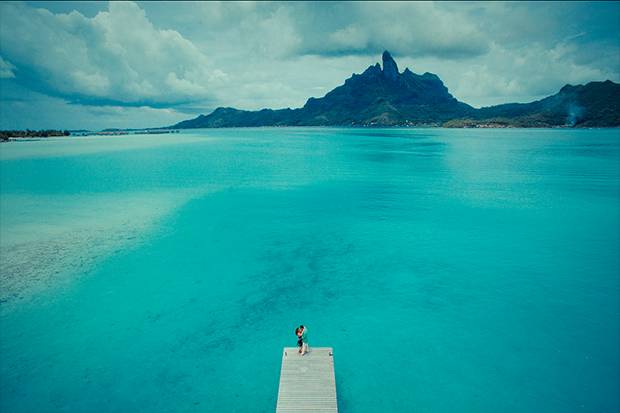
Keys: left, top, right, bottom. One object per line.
{"left": 276, "top": 347, "right": 338, "bottom": 413}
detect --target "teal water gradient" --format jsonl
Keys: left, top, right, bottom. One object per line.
{"left": 1, "top": 128, "right": 618, "bottom": 412}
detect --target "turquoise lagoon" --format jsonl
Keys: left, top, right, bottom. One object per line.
{"left": 0, "top": 128, "right": 618, "bottom": 412}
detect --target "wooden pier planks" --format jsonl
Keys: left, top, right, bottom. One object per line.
{"left": 276, "top": 347, "right": 338, "bottom": 413}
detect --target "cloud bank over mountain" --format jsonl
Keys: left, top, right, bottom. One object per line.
{"left": 1, "top": 1, "right": 618, "bottom": 129}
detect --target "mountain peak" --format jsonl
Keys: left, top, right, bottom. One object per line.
{"left": 382, "top": 50, "right": 399, "bottom": 80}
{"left": 170, "top": 51, "right": 620, "bottom": 129}
{"left": 361, "top": 62, "right": 382, "bottom": 76}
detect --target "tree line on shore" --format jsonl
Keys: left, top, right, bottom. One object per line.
{"left": 0, "top": 130, "right": 70, "bottom": 141}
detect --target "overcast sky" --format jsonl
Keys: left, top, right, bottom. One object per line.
{"left": 1, "top": 1, "right": 618, "bottom": 129}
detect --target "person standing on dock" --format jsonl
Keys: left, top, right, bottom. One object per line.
{"left": 299, "top": 325, "right": 308, "bottom": 356}
{"left": 295, "top": 327, "right": 303, "bottom": 353}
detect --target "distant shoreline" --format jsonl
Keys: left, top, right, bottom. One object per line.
{"left": 0, "top": 129, "right": 180, "bottom": 141}
{"left": 0, "top": 130, "right": 69, "bottom": 141}
{"left": 2, "top": 126, "right": 618, "bottom": 142}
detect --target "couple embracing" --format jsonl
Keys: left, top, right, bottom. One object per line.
{"left": 295, "top": 325, "right": 308, "bottom": 356}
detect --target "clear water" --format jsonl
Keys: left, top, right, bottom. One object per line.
{"left": 1, "top": 128, "right": 618, "bottom": 412}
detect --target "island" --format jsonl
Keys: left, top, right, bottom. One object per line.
{"left": 170, "top": 51, "right": 620, "bottom": 129}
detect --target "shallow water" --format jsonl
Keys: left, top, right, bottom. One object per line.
{"left": 1, "top": 128, "right": 619, "bottom": 412}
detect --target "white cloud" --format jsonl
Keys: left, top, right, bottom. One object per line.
{"left": 294, "top": 2, "right": 490, "bottom": 58}
{"left": 454, "top": 41, "right": 615, "bottom": 106}
{"left": 0, "top": 1, "right": 222, "bottom": 105}
{"left": 398, "top": 39, "right": 618, "bottom": 107}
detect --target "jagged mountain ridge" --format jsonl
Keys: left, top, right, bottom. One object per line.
{"left": 172, "top": 51, "right": 620, "bottom": 128}
{"left": 471, "top": 80, "right": 620, "bottom": 127}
